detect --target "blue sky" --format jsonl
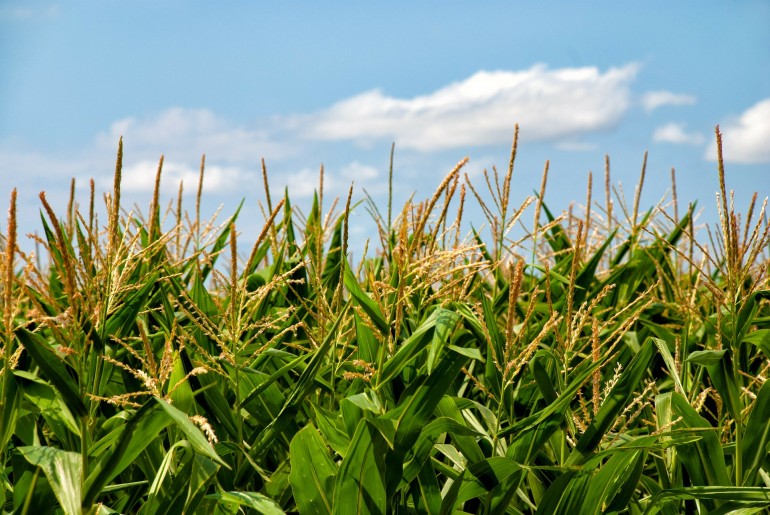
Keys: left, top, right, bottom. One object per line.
{"left": 1, "top": 1, "right": 768, "bottom": 249}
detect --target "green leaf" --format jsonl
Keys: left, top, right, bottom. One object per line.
{"left": 311, "top": 404, "right": 351, "bottom": 458}
{"left": 344, "top": 266, "right": 388, "bottom": 337}
{"left": 745, "top": 329, "right": 770, "bottom": 358}
{"left": 697, "top": 350, "right": 743, "bottom": 424}
{"left": 438, "top": 469, "right": 466, "bottom": 515}
{"left": 383, "top": 348, "right": 466, "bottom": 451}
{"left": 734, "top": 291, "right": 770, "bottom": 347}
{"left": 467, "top": 457, "right": 521, "bottom": 490}
{"left": 15, "top": 328, "right": 87, "bottom": 417}
{"left": 426, "top": 309, "right": 460, "bottom": 374}
{"left": 653, "top": 338, "right": 684, "bottom": 395}
{"left": 198, "top": 200, "right": 243, "bottom": 281}
{"left": 536, "top": 471, "right": 590, "bottom": 515}
{"left": 333, "top": 420, "right": 391, "bottom": 515}
{"left": 643, "top": 487, "right": 770, "bottom": 515}
{"left": 435, "top": 397, "right": 485, "bottom": 466}
{"left": 321, "top": 216, "right": 344, "bottom": 295}
{"left": 355, "top": 312, "right": 379, "bottom": 364}
{"left": 582, "top": 448, "right": 646, "bottom": 514}
{"left": 206, "top": 491, "right": 286, "bottom": 515}
{"left": 289, "top": 424, "right": 337, "bottom": 515}
{"left": 416, "top": 459, "right": 441, "bottom": 515}
{"left": 668, "top": 392, "right": 730, "bottom": 488}
{"left": 155, "top": 397, "right": 225, "bottom": 466}
{"left": 14, "top": 370, "right": 80, "bottom": 440}
{"left": 84, "top": 401, "right": 170, "bottom": 506}
{"left": 566, "top": 338, "right": 656, "bottom": 465}
{"left": 244, "top": 303, "right": 349, "bottom": 477}
{"left": 1, "top": 370, "right": 21, "bottom": 448}
{"left": 529, "top": 349, "right": 559, "bottom": 404}
{"left": 168, "top": 351, "right": 194, "bottom": 413}
{"left": 377, "top": 308, "right": 445, "bottom": 386}
{"left": 18, "top": 446, "right": 82, "bottom": 515}
{"left": 742, "top": 378, "right": 770, "bottom": 485}
{"left": 686, "top": 349, "right": 726, "bottom": 366}
{"left": 103, "top": 273, "right": 159, "bottom": 338}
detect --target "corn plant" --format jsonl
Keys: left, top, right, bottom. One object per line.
{"left": 0, "top": 126, "right": 768, "bottom": 514}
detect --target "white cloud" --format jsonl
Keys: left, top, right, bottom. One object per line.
{"left": 272, "top": 161, "right": 384, "bottom": 200}
{"left": 95, "top": 108, "right": 290, "bottom": 164}
{"left": 294, "top": 63, "right": 640, "bottom": 151}
{"left": 641, "top": 91, "right": 697, "bottom": 112}
{"left": 117, "top": 159, "right": 250, "bottom": 194}
{"left": 653, "top": 123, "right": 705, "bottom": 145}
{"left": 706, "top": 98, "right": 770, "bottom": 164}
{"left": 272, "top": 168, "right": 330, "bottom": 199}
{"left": 556, "top": 141, "right": 599, "bottom": 152}
{"left": 0, "top": 3, "right": 59, "bottom": 19}
{"left": 341, "top": 162, "right": 379, "bottom": 181}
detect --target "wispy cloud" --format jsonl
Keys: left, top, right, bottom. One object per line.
{"left": 0, "top": 3, "right": 59, "bottom": 19}
{"left": 116, "top": 160, "right": 251, "bottom": 194}
{"left": 556, "top": 141, "right": 599, "bottom": 152}
{"left": 653, "top": 123, "right": 705, "bottom": 145}
{"left": 641, "top": 91, "right": 697, "bottom": 112}
{"left": 96, "top": 108, "right": 290, "bottom": 165}
{"left": 266, "top": 162, "right": 383, "bottom": 200}
{"left": 293, "top": 63, "right": 640, "bottom": 151}
{"left": 706, "top": 98, "right": 770, "bottom": 164}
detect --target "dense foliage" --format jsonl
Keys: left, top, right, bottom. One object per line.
{"left": 1, "top": 129, "right": 769, "bottom": 514}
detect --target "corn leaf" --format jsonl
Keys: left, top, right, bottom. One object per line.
{"left": 15, "top": 328, "right": 87, "bottom": 418}
{"left": 18, "top": 446, "right": 82, "bottom": 515}
{"left": 289, "top": 423, "right": 337, "bottom": 515}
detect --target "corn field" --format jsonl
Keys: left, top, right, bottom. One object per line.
{"left": 0, "top": 127, "right": 769, "bottom": 514}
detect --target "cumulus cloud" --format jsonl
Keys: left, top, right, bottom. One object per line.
{"left": 653, "top": 123, "right": 705, "bottom": 145}
{"left": 641, "top": 91, "right": 697, "bottom": 112}
{"left": 294, "top": 63, "right": 640, "bottom": 151}
{"left": 706, "top": 99, "right": 770, "bottom": 164}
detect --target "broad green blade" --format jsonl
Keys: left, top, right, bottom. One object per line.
{"left": 206, "top": 491, "right": 286, "bottom": 515}
{"left": 333, "top": 420, "right": 390, "bottom": 515}
{"left": 1, "top": 370, "right": 21, "bottom": 448}
{"left": 18, "top": 446, "right": 82, "bottom": 515}
{"left": 15, "top": 328, "right": 87, "bottom": 417}
{"left": 417, "top": 460, "right": 442, "bottom": 515}
{"left": 644, "top": 486, "right": 770, "bottom": 515}
{"left": 384, "top": 348, "right": 466, "bottom": 451}
{"left": 289, "top": 424, "right": 337, "bottom": 515}
{"left": 535, "top": 471, "right": 590, "bottom": 515}
{"left": 155, "top": 397, "right": 226, "bottom": 466}
{"left": 376, "top": 308, "right": 446, "bottom": 386}
{"left": 321, "top": 216, "right": 344, "bottom": 294}
{"left": 567, "top": 338, "right": 655, "bottom": 465}
{"left": 582, "top": 448, "right": 646, "bottom": 514}
{"left": 83, "top": 401, "right": 170, "bottom": 506}
{"left": 14, "top": 370, "right": 80, "bottom": 440}
{"left": 245, "top": 303, "right": 349, "bottom": 475}
{"left": 198, "top": 200, "right": 243, "bottom": 281}
{"left": 103, "top": 273, "right": 159, "bottom": 338}
{"left": 344, "top": 266, "right": 388, "bottom": 337}
{"left": 742, "top": 378, "right": 770, "bottom": 485}
{"left": 687, "top": 349, "right": 742, "bottom": 424}
{"left": 426, "top": 309, "right": 460, "bottom": 374}
{"left": 668, "top": 392, "right": 730, "bottom": 489}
